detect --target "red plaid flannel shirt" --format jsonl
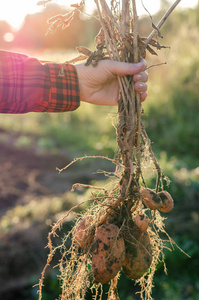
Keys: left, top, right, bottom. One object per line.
{"left": 0, "top": 50, "right": 80, "bottom": 113}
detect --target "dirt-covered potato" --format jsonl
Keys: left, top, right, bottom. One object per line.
{"left": 91, "top": 223, "right": 125, "bottom": 284}
{"left": 73, "top": 215, "right": 95, "bottom": 249}
{"left": 141, "top": 188, "right": 163, "bottom": 210}
{"left": 134, "top": 214, "right": 149, "bottom": 233}
{"left": 122, "top": 230, "right": 152, "bottom": 279}
{"left": 158, "top": 191, "right": 174, "bottom": 213}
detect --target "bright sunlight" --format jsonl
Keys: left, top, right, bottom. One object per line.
{"left": 0, "top": 0, "right": 197, "bottom": 30}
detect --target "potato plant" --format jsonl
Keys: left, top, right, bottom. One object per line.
{"left": 37, "top": 1, "right": 183, "bottom": 299}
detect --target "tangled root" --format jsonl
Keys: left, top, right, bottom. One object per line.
{"left": 37, "top": 171, "right": 178, "bottom": 300}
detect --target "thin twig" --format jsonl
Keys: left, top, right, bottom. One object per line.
{"left": 56, "top": 155, "right": 125, "bottom": 173}
{"left": 146, "top": 62, "right": 167, "bottom": 70}
{"left": 144, "top": 0, "right": 181, "bottom": 47}
{"left": 71, "top": 183, "right": 109, "bottom": 194}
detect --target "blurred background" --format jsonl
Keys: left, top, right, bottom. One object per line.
{"left": 0, "top": 0, "right": 199, "bottom": 299}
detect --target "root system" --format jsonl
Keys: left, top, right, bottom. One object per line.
{"left": 37, "top": 1, "right": 183, "bottom": 299}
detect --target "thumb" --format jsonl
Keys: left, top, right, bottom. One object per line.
{"left": 108, "top": 59, "right": 147, "bottom": 77}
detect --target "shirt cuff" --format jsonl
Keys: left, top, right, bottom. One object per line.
{"left": 45, "top": 62, "right": 80, "bottom": 112}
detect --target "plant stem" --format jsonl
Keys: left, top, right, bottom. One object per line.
{"left": 144, "top": 0, "right": 181, "bottom": 47}
{"left": 141, "top": 124, "right": 162, "bottom": 192}
{"left": 122, "top": 0, "right": 130, "bottom": 35}
{"left": 132, "top": 0, "right": 142, "bottom": 184}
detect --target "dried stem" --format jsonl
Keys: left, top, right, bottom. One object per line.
{"left": 144, "top": 0, "right": 182, "bottom": 47}
{"left": 121, "top": 0, "right": 130, "bottom": 35}
{"left": 132, "top": 0, "right": 142, "bottom": 184}
{"left": 141, "top": 124, "right": 162, "bottom": 192}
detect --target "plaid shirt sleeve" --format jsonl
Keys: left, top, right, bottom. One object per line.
{"left": 0, "top": 50, "right": 80, "bottom": 113}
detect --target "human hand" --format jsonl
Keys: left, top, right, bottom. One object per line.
{"left": 75, "top": 59, "right": 148, "bottom": 106}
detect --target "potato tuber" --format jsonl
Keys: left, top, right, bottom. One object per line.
{"left": 73, "top": 215, "right": 95, "bottom": 249}
{"left": 158, "top": 191, "right": 174, "bottom": 213}
{"left": 134, "top": 214, "right": 150, "bottom": 233}
{"left": 91, "top": 223, "right": 125, "bottom": 284}
{"left": 122, "top": 230, "right": 152, "bottom": 279}
{"left": 141, "top": 188, "right": 163, "bottom": 210}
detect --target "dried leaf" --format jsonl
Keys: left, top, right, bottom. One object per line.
{"left": 62, "top": 15, "right": 74, "bottom": 29}
{"left": 46, "top": 11, "right": 74, "bottom": 35}
{"left": 152, "top": 22, "right": 163, "bottom": 38}
{"left": 46, "top": 20, "right": 60, "bottom": 35}
{"left": 70, "top": 4, "right": 80, "bottom": 8}
{"left": 70, "top": 0, "right": 85, "bottom": 9}
{"left": 47, "top": 14, "right": 62, "bottom": 24}
{"left": 95, "top": 28, "right": 105, "bottom": 44}
{"left": 141, "top": 37, "right": 169, "bottom": 51}
{"left": 77, "top": 46, "right": 92, "bottom": 56}
{"left": 149, "top": 39, "right": 169, "bottom": 50}
{"left": 47, "top": 11, "right": 74, "bottom": 24}
{"left": 146, "top": 45, "right": 158, "bottom": 56}
{"left": 37, "top": 0, "right": 51, "bottom": 7}
{"left": 68, "top": 55, "right": 88, "bottom": 63}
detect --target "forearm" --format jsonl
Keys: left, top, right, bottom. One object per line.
{"left": 0, "top": 50, "right": 80, "bottom": 113}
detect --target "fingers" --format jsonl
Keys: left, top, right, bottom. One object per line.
{"left": 133, "top": 71, "right": 148, "bottom": 83}
{"left": 140, "top": 91, "right": 148, "bottom": 102}
{"left": 133, "top": 70, "right": 148, "bottom": 101}
{"left": 108, "top": 59, "right": 147, "bottom": 77}
{"left": 134, "top": 81, "right": 148, "bottom": 102}
{"left": 134, "top": 81, "right": 147, "bottom": 92}
{"left": 108, "top": 60, "right": 148, "bottom": 100}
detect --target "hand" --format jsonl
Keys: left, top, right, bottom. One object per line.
{"left": 75, "top": 59, "right": 148, "bottom": 106}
